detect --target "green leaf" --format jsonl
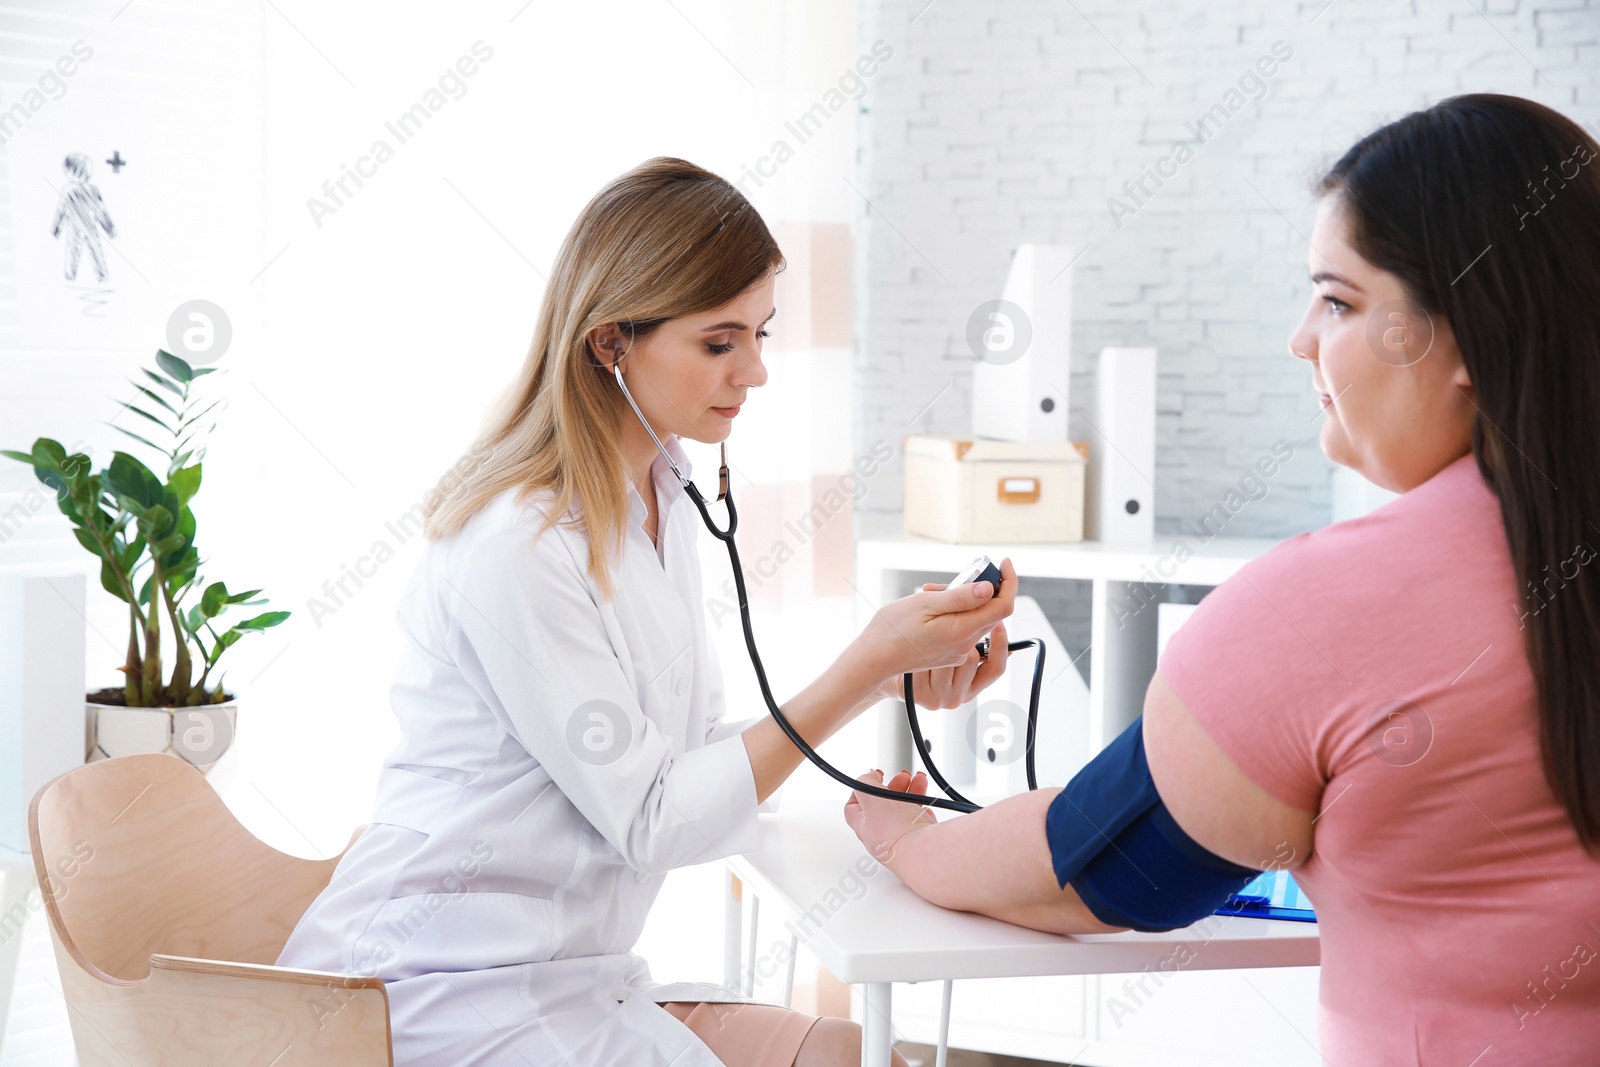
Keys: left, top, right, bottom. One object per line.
{"left": 169, "top": 464, "right": 202, "bottom": 505}
{"left": 191, "top": 366, "right": 219, "bottom": 377}
{"left": 60, "top": 452, "right": 93, "bottom": 479}
{"left": 155, "top": 508, "right": 194, "bottom": 559}
{"left": 99, "top": 556, "right": 129, "bottom": 601}
{"left": 159, "top": 487, "right": 181, "bottom": 527}
{"left": 234, "top": 611, "right": 290, "bottom": 631}
{"left": 106, "top": 452, "right": 162, "bottom": 508}
{"left": 110, "top": 424, "right": 166, "bottom": 455}
{"left": 225, "top": 587, "right": 262, "bottom": 604}
{"left": 142, "top": 368, "right": 184, "bottom": 396}
{"left": 163, "top": 547, "right": 199, "bottom": 589}
{"left": 119, "top": 535, "right": 145, "bottom": 573}
{"left": 1, "top": 449, "right": 36, "bottom": 466}
{"left": 201, "top": 582, "right": 229, "bottom": 617}
{"left": 31, "top": 439, "right": 66, "bottom": 470}
{"left": 168, "top": 568, "right": 199, "bottom": 601}
{"left": 72, "top": 527, "right": 106, "bottom": 559}
{"left": 178, "top": 399, "right": 225, "bottom": 432}
{"left": 127, "top": 382, "right": 180, "bottom": 417}
{"left": 54, "top": 484, "right": 82, "bottom": 521}
{"left": 156, "top": 350, "right": 194, "bottom": 383}
{"left": 122, "top": 404, "right": 174, "bottom": 435}
{"left": 130, "top": 504, "right": 172, "bottom": 539}
{"left": 35, "top": 465, "right": 69, "bottom": 496}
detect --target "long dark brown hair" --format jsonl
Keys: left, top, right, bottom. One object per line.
{"left": 1317, "top": 94, "right": 1600, "bottom": 854}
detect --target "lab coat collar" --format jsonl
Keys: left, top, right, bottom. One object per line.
{"left": 627, "top": 434, "right": 693, "bottom": 527}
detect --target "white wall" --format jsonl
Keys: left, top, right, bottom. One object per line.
{"left": 0, "top": 0, "right": 881, "bottom": 831}
{"left": 1, "top": 5, "right": 885, "bottom": 1047}
{"left": 852, "top": 0, "right": 1599, "bottom": 538}
{"left": 847, "top": 0, "right": 1599, "bottom": 674}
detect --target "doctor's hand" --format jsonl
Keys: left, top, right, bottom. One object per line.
{"left": 856, "top": 557, "right": 1016, "bottom": 699}
{"left": 845, "top": 769, "right": 938, "bottom": 869}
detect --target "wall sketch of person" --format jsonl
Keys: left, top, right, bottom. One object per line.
{"left": 51, "top": 153, "right": 116, "bottom": 282}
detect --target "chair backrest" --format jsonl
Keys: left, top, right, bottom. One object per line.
{"left": 29, "top": 753, "right": 392, "bottom": 1066}
{"left": 30, "top": 751, "right": 352, "bottom": 981}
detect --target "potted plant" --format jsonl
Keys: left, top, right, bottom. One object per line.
{"left": 3, "top": 350, "right": 288, "bottom": 780}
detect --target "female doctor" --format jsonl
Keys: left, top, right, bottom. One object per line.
{"left": 275, "top": 155, "right": 1018, "bottom": 1067}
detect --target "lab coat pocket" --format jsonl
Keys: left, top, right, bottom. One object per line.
{"left": 355, "top": 891, "right": 558, "bottom": 981}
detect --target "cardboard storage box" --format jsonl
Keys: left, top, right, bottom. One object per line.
{"left": 902, "top": 435, "right": 1088, "bottom": 543}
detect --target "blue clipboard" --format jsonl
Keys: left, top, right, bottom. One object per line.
{"left": 1214, "top": 869, "right": 1317, "bottom": 923}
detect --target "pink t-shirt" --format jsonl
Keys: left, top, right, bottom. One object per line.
{"left": 1160, "top": 451, "right": 1600, "bottom": 1064}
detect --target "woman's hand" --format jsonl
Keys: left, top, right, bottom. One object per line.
{"left": 844, "top": 769, "right": 937, "bottom": 869}
{"left": 855, "top": 558, "right": 1017, "bottom": 690}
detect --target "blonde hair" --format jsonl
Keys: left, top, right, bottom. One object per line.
{"left": 421, "top": 157, "right": 784, "bottom": 600}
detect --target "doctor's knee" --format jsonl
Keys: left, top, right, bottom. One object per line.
{"left": 791, "top": 1015, "right": 911, "bottom": 1067}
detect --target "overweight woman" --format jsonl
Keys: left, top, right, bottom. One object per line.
{"left": 276, "top": 159, "right": 1019, "bottom": 1067}
{"left": 846, "top": 93, "right": 1600, "bottom": 1065}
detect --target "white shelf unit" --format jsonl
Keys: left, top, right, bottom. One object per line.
{"left": 854, "top": 515, "right": 1283, "bottom": 770}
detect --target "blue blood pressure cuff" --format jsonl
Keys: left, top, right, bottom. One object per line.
{"left": 1045, "top": 717, "right": 1257, "bottom": 932}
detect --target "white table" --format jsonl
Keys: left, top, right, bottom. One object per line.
{"left": 723, "top": 803, "right": 1318, "bottom": 1067}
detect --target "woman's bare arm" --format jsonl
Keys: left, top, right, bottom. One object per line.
{"left": 843, "top": 670, "right": 1317, "bottom": 934}
{"left": 844, "top": 771, "right": 1127, "bottom": 935}
{"left": 1142, "top": 671, "right": 1314, "bottom": 871}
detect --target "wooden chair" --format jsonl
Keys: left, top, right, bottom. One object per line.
{"left": 28, "top": 752, "right": 392, "bottom": 1066}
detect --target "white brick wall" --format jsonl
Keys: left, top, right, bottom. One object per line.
{"left": 852, "top": 0, "right": 1599, "bottom": 540}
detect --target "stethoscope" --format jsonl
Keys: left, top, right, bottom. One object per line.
{"left": 609, "top": 347, "right": 1046, "bottom": 813}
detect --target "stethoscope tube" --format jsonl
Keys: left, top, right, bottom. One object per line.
{"left": 682, "top": 476, "right": 1046, "bottom": 813}
{"left": 901, "top": 636, "right": 1044, "bottom": 810}
{"left": 612, "top": 357, "right": 1045, "bottom": 811}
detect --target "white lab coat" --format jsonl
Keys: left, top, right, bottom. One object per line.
{"left": 277, "top": 435, "right": 778, "bottom": 1066}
